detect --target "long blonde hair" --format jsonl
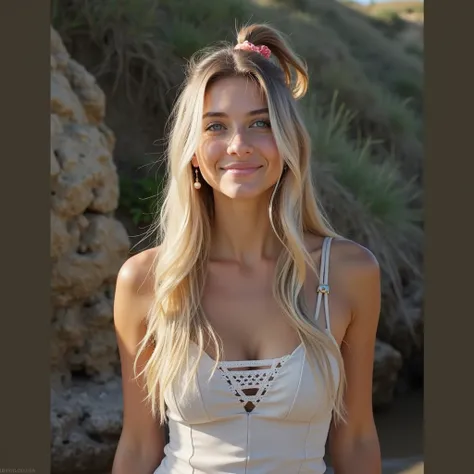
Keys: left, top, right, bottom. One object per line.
{"left": 135, "top": 23, "right": 346, "bottom": 425}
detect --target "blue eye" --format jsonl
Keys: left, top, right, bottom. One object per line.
{"left": 206, "top": 123, "right": 225, "bottom": 132}
{"left": 252, "top": 120, "right": 271, "bottom": 128}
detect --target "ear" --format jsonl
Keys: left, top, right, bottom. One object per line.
{"left": 191, "top": 155, "right": 199, "bottom": 167}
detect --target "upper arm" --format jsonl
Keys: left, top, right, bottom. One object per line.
{"left": 329, "top": 242, "right": 381, "bottom": 446}
{"left": 112, "top": 250, "right": 165, "bottom": 470}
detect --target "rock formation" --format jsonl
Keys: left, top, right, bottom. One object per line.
{"left": 51, "top": 26, "right": 129, "bottom": 473}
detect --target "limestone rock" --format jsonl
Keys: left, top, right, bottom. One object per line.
{"left": 50, "top": 26, "right": 130, "bottom": 474}
{"left": 66, "top": 59, "right": 106, "bottom": 125}
{"left": 51, "top": 211, "right": 71, "bottom": 260}
{"left": 51, "top": 152, "right": 60, "bottom": 180}
{"left": 51, "top": 72, "right": 88, "bottom": 123}
{"left": 51, "top": 27, "right": 69, "bottom": 71}
{"left": 51, "top": 379, "right": 123, "bottom": 474}
{"left": 51, "top": 216, "right": 128, "bottom": 308}
{"left": 51, "top": 123, "right": 119, "bottom": 218}
{"left": 51, "top": 113, "right": 64, "bottom": 145}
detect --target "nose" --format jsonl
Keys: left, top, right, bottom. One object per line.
{"left": 226, "top": 131, "right": 253, "bottom": 157}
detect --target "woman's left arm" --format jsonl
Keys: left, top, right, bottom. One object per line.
{"left": 328, "top": 245, "right": 382, "bottom": 474}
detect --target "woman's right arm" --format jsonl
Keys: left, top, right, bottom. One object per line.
{"left": 112, "top": 250, "right": 166, "bottom": 474}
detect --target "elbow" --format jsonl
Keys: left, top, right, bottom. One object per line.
{"left": 329, "top": 428, "right": 382, "bottom": 473}
{"left": 112, "top": 437, "right": 164, "bottom": 474}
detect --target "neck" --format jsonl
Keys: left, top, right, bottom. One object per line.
{"left": 210, "top": 191, "right": 282, "bottom": 266}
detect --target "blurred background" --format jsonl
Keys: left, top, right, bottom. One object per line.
{"left": 50, "top": 0, "right": 424, "bottom": 473}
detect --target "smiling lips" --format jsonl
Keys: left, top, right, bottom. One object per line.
{"left": 221, "top": 163, "right": 262, "bottom": 176}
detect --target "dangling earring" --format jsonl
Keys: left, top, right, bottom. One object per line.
{"left": 193, "top": 168, "right": 201, "bottom": 190}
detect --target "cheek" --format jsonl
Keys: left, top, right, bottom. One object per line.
{"left": 198, "top": 139, "right": 225, "bottom": 168}
{"left": 258, "top": 134, "right": 281, "bottom": 165}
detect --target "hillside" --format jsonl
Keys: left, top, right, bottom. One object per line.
{"left": 53, "top": 0, "right": 423, "bottom": 330}
{"left": 346, "top": 1, "right": 424, "bottom": 56}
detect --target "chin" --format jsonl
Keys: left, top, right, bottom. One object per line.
{"left": 219, "top": 182, "right": 273, "bottom": 200}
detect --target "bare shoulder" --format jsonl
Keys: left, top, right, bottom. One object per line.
{"left": 305, "top": 233, "right": 379, "bottom": 271}
{"left": 114, "top": 247, "right": 160, "bottom": 330}
{"left": 113, "top": 246, "right": 166, "bottom": 467}
{"left": 305, "top": 234, "right": 380, "bottom": 316}
{"left": 116, "top": 247, "right": 160, "bottom": 297}
{"left": 330, "top": 237, "right": 380, "bottom": 275}
{"left": 330, "top": 238, "right": 381, "bottom": 324}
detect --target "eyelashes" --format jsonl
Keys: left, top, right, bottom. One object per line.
{"left": 206, "top": 123, "right": 225, "bottom": 132}
{"left": 253, "top": 119, "right": 271, "bottom": 129}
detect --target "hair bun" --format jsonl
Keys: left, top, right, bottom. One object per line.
{"left": 236, "top": 23, "right": 308, "bottom": 99}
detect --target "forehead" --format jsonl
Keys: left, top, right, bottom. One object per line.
{"left": 203, "top": 76, "right": 267, "bottom": 114}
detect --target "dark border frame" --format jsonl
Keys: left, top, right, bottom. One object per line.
{"left": 423, "top": 0, "right": 473, "bottom": 472}
{"left": 0, "top": 0, "right": 51, "bottom": 472}
{"left": 3, "top": 0, "right": 473, "bottom": 473}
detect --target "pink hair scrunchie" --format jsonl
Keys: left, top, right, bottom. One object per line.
{"left": 234, "top": 40, "right": 272, "bottom": 59}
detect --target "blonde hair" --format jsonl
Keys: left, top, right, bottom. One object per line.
{"left": 135, "top": 23, "right": 346, "bottom": 425}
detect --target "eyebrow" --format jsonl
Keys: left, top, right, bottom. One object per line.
{"left": 202, "top": 108, "right": 269, "bottom": 119}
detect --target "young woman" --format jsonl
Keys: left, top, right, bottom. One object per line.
{"left": 112, "top": 24, "right": 382, "bottom": 474}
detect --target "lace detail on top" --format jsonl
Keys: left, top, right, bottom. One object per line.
{"left": 219, "top": 356, "right": 291, "bottom": 412}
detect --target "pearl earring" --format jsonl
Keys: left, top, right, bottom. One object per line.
{"left": 193, "top": 168, "right": 201, "bottom": 190}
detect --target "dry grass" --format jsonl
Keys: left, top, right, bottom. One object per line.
{"left": 306, "top": 93, "right": 422, "bottom": 324}
{"left": 52, "top": 0, "right": 424, "bottom": 338}
{"left": 52, "top": 0, "right": 182, "bottom": 115}
{"left": 343, "top": 1, "right": 423, "bottom": 14}
{"left": 345, "top": 1, "right": 424, "bottom": 54}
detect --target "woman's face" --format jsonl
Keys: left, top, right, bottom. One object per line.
{"left": 193, "top": 76, "right": 283, "bottom": 200}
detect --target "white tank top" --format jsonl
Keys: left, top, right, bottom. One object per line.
{"left": 154, "top": 237, "right": 340, "bottom": 474}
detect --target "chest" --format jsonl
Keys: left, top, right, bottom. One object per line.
{"left": 200, "top": 262, "right": 351, "bottom": 359}
{"left": 201, "top": 264, "right": 299, "bottom": 359}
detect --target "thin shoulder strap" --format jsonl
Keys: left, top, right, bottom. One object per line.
{"left": 313, "top": 237, "right": 333, "bottom": 333}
